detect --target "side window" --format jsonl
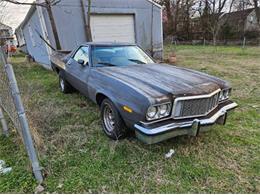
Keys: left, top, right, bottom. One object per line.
{"left": 73, "top": 46, "right": 89, "bottom": 65}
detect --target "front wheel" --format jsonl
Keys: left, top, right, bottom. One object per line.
{"left": 101, "top": 99, "right": 127, "bottom": 140}
{"left": 59, "top": 74, "right": 73, "bottom": 94}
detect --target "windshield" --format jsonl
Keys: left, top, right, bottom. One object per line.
{"left": 91, "top": 46, "right": 154, "bottom": 67}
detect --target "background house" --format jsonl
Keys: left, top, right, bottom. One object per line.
{"left": 219, "top": 8, "right": 260, "bottom": 40}
{"left": 15, "top": 0, "right": 163, "bottom": 68}
{"left": 0, "top": 22, "right": 14, "bottom": 47}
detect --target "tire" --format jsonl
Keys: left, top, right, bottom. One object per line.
{"left": 59, "top": 74, "right": 73, "bottom": 94}
{"left": 51, "top": 64, "right": 56, "bottom": 72}
{"left": 101, "top": 98, "right": 127, "bottom": 140}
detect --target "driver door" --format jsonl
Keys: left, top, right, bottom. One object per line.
{"left": 66, "top": 46, "right": 90, "bottom": 96}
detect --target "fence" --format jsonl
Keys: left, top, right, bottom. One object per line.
{"left": 164, "top": 35, "right": 260, "bottom": 47}
{"left": 0, "top": 47, "right": 43, "bottom": 183}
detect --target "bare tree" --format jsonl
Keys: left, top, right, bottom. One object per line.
{"left": 233, "top": 0, "right": 251, "bottom": 10}
{"left": 173, "top": 0, "right": 182, "bottom": 34}
{"left": 180, "top": 0, "right": 197, "bottom": 39}
{"left": 1, "top": 0, "right": 46, "bottom": 7}
{"left": 155, "top": 0, "right": 175, "bottom": 34}
{"left": 200, "top": 0, "right": 235, "bottom": 45}
{"left": 196, "top": 0, "right": 211, "bottom": 41}
{"left": 155, "top": 0, "right": 193, "bottom": 37}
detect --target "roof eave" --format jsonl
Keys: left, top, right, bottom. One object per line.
{"left": 15, "top": 4, "right": 37, "bottom": 32}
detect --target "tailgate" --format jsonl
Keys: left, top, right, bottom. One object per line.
{"left": 51, "top": 51, "right": 71, "bottom": 70}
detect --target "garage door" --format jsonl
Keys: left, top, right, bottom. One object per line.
{"left": 90, "top": 15, "right": 136, "bottom": 43}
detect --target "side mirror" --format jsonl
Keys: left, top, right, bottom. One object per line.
{"left": 78, "top": 59, "right": 85, "bottom": 66}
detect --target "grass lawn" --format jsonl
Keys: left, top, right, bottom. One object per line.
{"left": 0, "top": 45, "right": 259, "bottom": 193}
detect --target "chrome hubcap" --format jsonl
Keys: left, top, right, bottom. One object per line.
{"left": 103, "top": 104, "right": 115, "bottom": 133}
{"left": 60, "top": 79, "right": 65, "bottom": 91}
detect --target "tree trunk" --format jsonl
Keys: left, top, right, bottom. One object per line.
{"left": 165, "top": 0, "right": 174, "bottom": 35}
{"left": 45, "top": 0, "right": 61, "bottom": 50}
{"left": 174, "top": 6, "right": 179, "bottom": 35}
{"left": 186, "top": 8, "right": 190, "bottom": 40}
{"left": 213, "top": 33, "right": 217, "bottom": 46}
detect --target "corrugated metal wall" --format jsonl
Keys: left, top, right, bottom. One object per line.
{"left": 22, "top": 10, "right": 50, "bottom": 65}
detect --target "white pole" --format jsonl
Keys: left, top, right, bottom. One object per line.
{"left": 0, "top": 106, "right": 8, "bottom": 136}
{"left": 5, "top": 64, "right": 43, "bottom": 183}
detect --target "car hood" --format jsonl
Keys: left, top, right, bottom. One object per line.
{"left": 97, "top": 63, "right": 229, "bottom": 101}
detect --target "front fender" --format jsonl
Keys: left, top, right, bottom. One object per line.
{"left": 88, "top": 70, "right": 151, "bottom": 126}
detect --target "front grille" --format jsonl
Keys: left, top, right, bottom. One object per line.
{"left": 173, "top": 89, "right": 220, "bottom": 119}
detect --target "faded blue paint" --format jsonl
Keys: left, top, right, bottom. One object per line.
{"left": 22, "top": 9, "right": 50, "bottom": 65}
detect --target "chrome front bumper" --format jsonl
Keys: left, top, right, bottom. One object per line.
{"left": 134, "top": 102, "right": 238, "bottom": 144}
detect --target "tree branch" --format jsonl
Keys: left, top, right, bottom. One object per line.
{"left": 0, "top": 0, "right": 61, "bottom": 7}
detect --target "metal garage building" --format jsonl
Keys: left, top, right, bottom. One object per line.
{"left": 15, "top": 0, "right": 163, "bottom": 68}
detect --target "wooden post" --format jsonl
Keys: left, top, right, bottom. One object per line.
{"left": 242, "top": 36, "right": 246, "bottom": 49}
{"left": 0, "top": 106, "right": 8, "bottom": 136}
{"left": 150, "top": 3, "right": 154, "bottom": 57}
{"left": 45, "top": 0, "right": 61, "bottom": 50}
{"left": 81, "top": 0, "right": 88, "bottom": 41}
{"left": 86, "top": 0, "right": 93, "bottom": 42}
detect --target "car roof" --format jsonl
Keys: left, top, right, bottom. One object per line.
{"left": 82, "top": 42, "right": 137, "bottom": 47}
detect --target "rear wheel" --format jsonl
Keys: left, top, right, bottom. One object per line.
{"left": 101, "top": 98, "right": 127, "bottom": 140}
{"left": 59, "top": 74, "right": 73, "bottom": 93}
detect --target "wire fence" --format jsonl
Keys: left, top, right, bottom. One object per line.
{"left": 0, "top": 49, "right": 21, "bottom": 134}
{"left": 164, "top": 37, "right": 260, "bottom": 47}
{"left": 0, "top": 47, "right": 43, "bottom": 183}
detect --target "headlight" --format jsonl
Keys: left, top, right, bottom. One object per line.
{"left": 219, "top": 89, "right": 231, "bottom": 102}
{"left": 147, "top": 106, "right": 157, "bottom": 118}
{"left": 146, "top": 103, "right": 171, "bottom": 121}
{"left": 159, "top": 104, "right": 168, "bottom": 115}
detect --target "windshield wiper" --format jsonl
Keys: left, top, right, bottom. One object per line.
{"left": 97, "top": 62, "right": 117, "bottom": 67}
{"left": 128, "top": 59, "right": 146, "bottom": 64}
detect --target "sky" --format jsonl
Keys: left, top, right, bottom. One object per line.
{"left": 0, "top": 0, "right": 34, "bottom": 31}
